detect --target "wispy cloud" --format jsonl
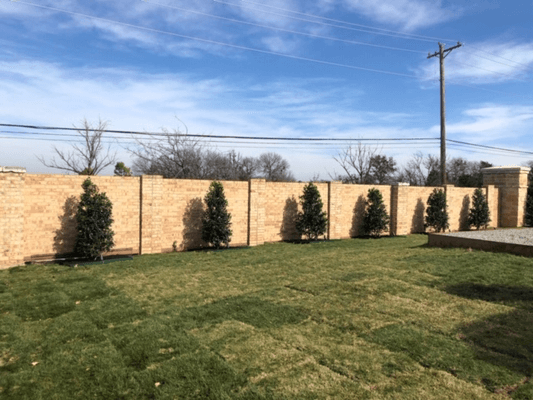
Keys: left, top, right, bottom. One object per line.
{"left": 340, "top": 0, "right": 461, "bottom": 31}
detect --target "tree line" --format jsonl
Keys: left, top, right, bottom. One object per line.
{"left": 39, "top": 118, "right": 522, "bottom": 187}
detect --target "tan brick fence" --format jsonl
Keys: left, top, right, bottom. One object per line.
{"left": 0, "top": 166, "right": 529, "bottom": 269}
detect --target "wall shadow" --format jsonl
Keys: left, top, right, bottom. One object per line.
{"left": 182, "top": 197, "right": 205, "bottom": 250}
{"left": 53, "top": 195, "right": 78, "bottom": 255}
{"left": 459, "top": 195, "right": 470, "bottom": 231}
{"left": 446, "top": 283, "right": 533, "bottom": 306}
{"left": 350, "top": 195, "right": 366, "bottom": 238}
{"left": 411, "top": 198, "right": 425, "bottom": 233}
{"left": 280, "top": 196, "right": 299, "bottom": 241}
{"left": 447, "top": 283, "right": 533, "bottom": 378}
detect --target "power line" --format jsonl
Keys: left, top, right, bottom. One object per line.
{"left": 211, "top": 0, "right": 453, "bottom": 43}
{"left": 0, "top": 123, "right": 438, "bottom": 142}
{"left": 142, "top": 0, "right": 426, "bottom": 54}
{"left": 465, "top": 44, "right": 532, "bottom": 70}
{"left": 10, "top": 0, "right": 420, "bottom": 79}
{"left": 447, "top": 139, "right": 533, "bottom": 156}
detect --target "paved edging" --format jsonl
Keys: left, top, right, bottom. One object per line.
{"left": 427, "top": 232, "right": 533, "bottom": 257}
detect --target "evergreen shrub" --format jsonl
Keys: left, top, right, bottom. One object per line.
{"left": 425, "top": 188, "right": 449, "bottom": 233}
{"left": 202, "top": 181, "right": 232, "bottom": 248}
{"left": 74, "top": 178, "right": 115, "bottom": 260}
{"left": 362, "top": 188, "right": 390, "bottom": 238}
{"left": 526, "top": 180, "right": 533, "bottom": 227}
{"left": 295, "top": 182, "right": 327, "bottom": 241}
{"left": 467, "top": 188, "right": 490, "bottom": 230}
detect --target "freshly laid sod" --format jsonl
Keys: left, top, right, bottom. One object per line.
{"left": 1, "top": 235, "right": 533, "bottom": 399}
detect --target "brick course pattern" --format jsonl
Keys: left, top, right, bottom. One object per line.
{"left": 0, "top": 166, "right": 529, "bottom": 269}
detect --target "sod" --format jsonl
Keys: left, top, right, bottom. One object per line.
{"left": 1, "top": 235, "right": 532, "bottom": 399}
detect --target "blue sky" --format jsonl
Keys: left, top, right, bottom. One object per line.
{"left": 1, "top": 0, "right": 533, "bottom": 179}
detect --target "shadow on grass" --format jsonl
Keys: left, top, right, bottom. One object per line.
{"left": 175, "top": 295, "right": 308, "bottom": 330}
{"left": 446, "top": 283, "right": 533, "bottom": 307}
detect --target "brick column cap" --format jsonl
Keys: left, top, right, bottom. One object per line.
{"left": 481, "top": 166, "right": 530, "bottom": 174}
{"left": 0, "top": 166, "right": 26, "bottom": 173}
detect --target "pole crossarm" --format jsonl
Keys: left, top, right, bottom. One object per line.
{"left": 427, "top": 42, "right": 462, "bottom": 59}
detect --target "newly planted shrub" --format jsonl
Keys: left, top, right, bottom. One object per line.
{"left": 526, "top": 180, "right": 533, "bottom": 227}
{"left": 295, "top": 182, "right": 327, "bottom": 241}
{"left": 74, "top": 178, "right": 115, "bottom": 260}
{"left": 202, "top": 181, "right": 232, "bottom": 249}
{"left": 468, "top": 188, "right": 490, "bottom": 230}
{"left": 425, "top": 188, "right": 449, "bottom": 233}
{"left": 362, "top": 188, "right": 390, "bottom": 238}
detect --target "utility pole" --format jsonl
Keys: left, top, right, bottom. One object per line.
{"left": 428, "top": 42, "right": 462, "bottom": 185}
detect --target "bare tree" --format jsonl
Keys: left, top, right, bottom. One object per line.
{"left": 257, "top": 152, "right": 295, "bottom": 181}
{"left": 38, "top": 118, "right": 117, "bottom": 175}
{"left": 130, "top": 126, "right": 207, "bottom": 178}
{"left": 332, "top": 142, "right": 380, "bottom": 184}
{"left": 399, "top": 152, "right": 440, "bottom": 186}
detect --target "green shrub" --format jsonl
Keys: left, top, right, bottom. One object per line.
{"left": 362, "top": 188, "right": 390, "bottom": 238}
{"left": 526, "top": 180, "right": 533, "bottom": 227}
{"left": 114, "top": 162, "right": 132, "bottom": 176}
{"left": 425, "top": 188, "right": 449, "bottom": 233}
{"left": 467, "top": 188, "right": 490, "bottom": 230}
{"left": 74, "top": 178, "right": 115, "bottom": 260}
{"left": 202, "top": 181, "right": 232, "bottom": 249}
{"left": 295, "top": 182, "right": 328, "bottom": 241}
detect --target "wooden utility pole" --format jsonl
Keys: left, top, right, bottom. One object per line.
{"left": 428, "top": 42, "right": 462, "bottom": 185}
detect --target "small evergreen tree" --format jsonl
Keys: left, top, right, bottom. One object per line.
{"left": 295, "top": 182, "right": 328, "bottom": 241}
{"left": 525, "top": 179, "right": 533, "bottom": 227}
{"left": 74, "top": 178, "right": 114, "bottom": 260}
{"left": 468, "top": 188, "right": 491, "bottom": 230}
{"left": 362, "top": 188, "right": 390, "bottom": 238}
{"left": 202, "top": 181, "right": 232, "bottom": 249}
{"left": 114, "top": 162, "right": 132, "bottom": 176}
{"left": 425, "top": 188, "right": 449, "bottom": 233}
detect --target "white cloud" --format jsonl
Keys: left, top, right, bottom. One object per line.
{"left": 431, "top": 105, "right": 533, "bottom": 144}
{"left": 418, "top": 41, "right": 533, "bottom": 84}
{"left": 340, "top": 0, "right": 460, "bottom": 31}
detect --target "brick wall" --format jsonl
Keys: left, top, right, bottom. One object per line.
{"left": 0, "top": 166, "right": 529, "bottom": 269}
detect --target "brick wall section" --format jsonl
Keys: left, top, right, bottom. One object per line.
{"left": 248, "top": 179, "right": 266, "bottom": 246}
{"left": 444, "top": 186, "right": 479, "bottom": 232}
{"left": 140, "top": 176, "right": 163, "bottom": 255}
{"left": 483, "top": 185, "right": 498, "bottom": 228}
{"left": 0, "top": 172, "right": 25, "bottom": 267}
{"left": 327, "top": 181, "right": 343, "bottom": 240}
{"left": 263, "top": 182, "right": 329, "bottom": 242}
{"left": 335, "top": 184, "right": 392, "bottom": 238}
{"left": 1, "top": 165, "right": 530, "bottom": 269}
{"left": 160, "top": 179, "right": 249, "bottom": 252}
{"left": 23, "top": 175, "right": 141, "bottom": 258}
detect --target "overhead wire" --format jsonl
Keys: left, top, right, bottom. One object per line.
{"left": 210, "top": 0, "right": 448, "bottom": 43}
{"left": 9, "top": 0, "right": 421, "bottom": 79}
{"left": 142, "top": 0, "right": 426, "bottom": 54}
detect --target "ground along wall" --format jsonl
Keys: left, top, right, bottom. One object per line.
{"left": 0, "top": 166, "right": 528, "bottom": 269}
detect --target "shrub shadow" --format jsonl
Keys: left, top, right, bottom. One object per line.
{"left": 182, "top": 197, "right": 206, "bottom": 251}
{"left": 411, "top": 198, "right": 425, "bottom": 233}
{"left": 53, "top": 195, "right": 78, "bottom": 255}
{"left": 459, "top": 195, "right": 470, "bottom": 231}
{"left": 280, "top": 196, "right": 299, "bottom": 241}
{"left": 350, "top": 195, "right": 366, "bottom": 238}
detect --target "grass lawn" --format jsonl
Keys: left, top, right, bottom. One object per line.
{"left": 1, "top": 235, "right": 533, "bottom": 399}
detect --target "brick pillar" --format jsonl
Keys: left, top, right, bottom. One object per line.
{"left": 248, "top": 179, "right": 265, "bottom": 246}
{"left": 0, "top": 167, "right": 26, "bottom": 269}
{"left": 327, "top": 181, "right": 343, "bottom": 240}
{"left": 484, "top": 185, "right": 498, "bottom": 228}
{"left": 140, "top": 175, "right": 163, "bottom": 255}
{"left": 391, "top": 183, "right": 410, "bottom": 236}
{"left": 482, "top": 166, "right": 530, "bottom": 227}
